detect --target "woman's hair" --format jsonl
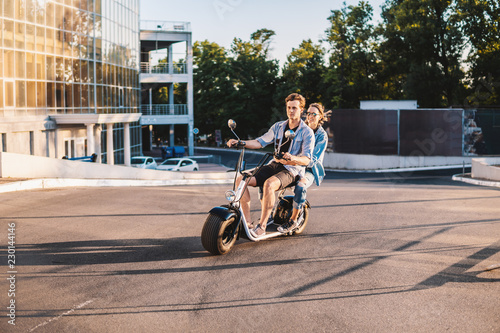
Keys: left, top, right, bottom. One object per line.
{"left": 308, "top": 103, "right": 331, "bottom": 127}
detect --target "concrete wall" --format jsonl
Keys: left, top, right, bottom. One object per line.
{"left": 0, "top": 116, "right": 93, "bottom": 159}
{"left": 323, "top": 152, "right": 473, "bottom": 170}
{"left": 0, "top": 152, "right": 232, "bottom": 181}
{"left": 471, "top": 158, "right": 500, "bottom": 181}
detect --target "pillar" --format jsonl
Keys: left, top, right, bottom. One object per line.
{"left": 168, "top": 44, "right": 174, "bottom": 74}
{"left": 86, "top": 124, "right": 95, "bottom": 155}
{"left": 169, "top": 83, "right": 174, "bottom": 115}
{"left": 149, "top": 88, "right": 152, "bottom": 114}
{"left": 95, "top": 125, "right": 102, "bottom": 163}
{"left": 187, "top": 36, "right": 194, "bottom": 156}
{"left": 149, "top": 125, "right": 153, "bottom": 150}
{"left": 54, "top": 128, "right": 60, "bottom": 158}
{"left": 106, "top": 123, "right": 114, "bottom": 165}
{"left": 124, "top": 123, "right": 131, "bottom": 166}
{"left": 169, "top": 125, "right": 175, "bottom": 147}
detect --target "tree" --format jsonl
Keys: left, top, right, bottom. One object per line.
{"left": 378, "top": 0, "right": 465, "bottom": 107}
{"left": 278, "top": 39, "right": 327, "bottom": 107}
{"left": 325, "top": 1, "right": 380, "bottom": 108}
{"left": 192, "top": 40, "right": 234, "bottom": 135}
{"left": 228, "top": 29, "right": 280, "bottom": 137}
{"left": 454, "top": 0, "right": 500, "bottom": 105}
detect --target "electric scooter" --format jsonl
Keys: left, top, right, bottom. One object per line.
{"left": 201, "top": 119, "right": 310, "bottom": 255}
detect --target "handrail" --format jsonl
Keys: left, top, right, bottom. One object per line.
{"left": 140, "top": 62, "right": 187, "bottom": 74}
{"left": 141, "top": 104, "right": 188, "bottom": 116}
{"left": 140, "top": 20, "right": 191, "bottom": 32}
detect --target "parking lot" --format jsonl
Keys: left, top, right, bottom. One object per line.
{"left": 0, "top": 171, "right": 499, "bottom": 332}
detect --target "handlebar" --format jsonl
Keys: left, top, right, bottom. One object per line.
{"left": 227, "top": 140, "right": 246, "bottom": 149}
{"left": 273, "top": 152, "right": 291, "bottom": 161}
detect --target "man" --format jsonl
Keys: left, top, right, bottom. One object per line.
{"left": 226, "top": 93, "right": 314, "bottom": 237}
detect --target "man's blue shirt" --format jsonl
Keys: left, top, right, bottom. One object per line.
{"left": 256, "top": 119, "right": 315, "bottom": 177}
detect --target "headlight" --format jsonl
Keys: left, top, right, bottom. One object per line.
{"left": 225, "top": 190, "right": 236, "bottom": 202}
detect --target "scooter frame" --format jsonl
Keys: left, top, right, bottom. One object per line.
{"left": 208, "top": 146, "right": 308, "bottom": 242}
{"left": 201, "top": 119, "right": 309, "bottom": 255}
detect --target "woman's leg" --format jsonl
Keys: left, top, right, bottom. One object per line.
{"left": 279, "top": 172, "right": 314, "bottom": 233}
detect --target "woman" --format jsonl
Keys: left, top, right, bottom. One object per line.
{"left": 278, "top": 103, "right": 330, "bottom": 233}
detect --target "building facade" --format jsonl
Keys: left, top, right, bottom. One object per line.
{"left": 0, "top": 0, "right": 141, "bottom": 165}
{"left": 139, "top": 20, "right": 194, "bottom": 156}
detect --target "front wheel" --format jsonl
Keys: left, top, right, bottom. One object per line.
{"left": 201, "top": 213, "right": 239, "bottom": 255}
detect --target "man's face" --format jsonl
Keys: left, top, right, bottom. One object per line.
{"left": 286, "top": 100, "right": 302, "bottom": 121}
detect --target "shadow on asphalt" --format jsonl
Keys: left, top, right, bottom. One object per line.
{"left": 16, "top": 237, "right": 210, "bottom": 266}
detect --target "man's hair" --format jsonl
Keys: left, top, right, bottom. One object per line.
{"left": 285, "top": 93, "right": 306, "bottom": 109}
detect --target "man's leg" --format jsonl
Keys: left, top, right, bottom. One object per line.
{"left": 257, "top": 176, "right": 281, "bottom": 230}
{"left": 235, "top": 173, "right": 257, "bottom": 226}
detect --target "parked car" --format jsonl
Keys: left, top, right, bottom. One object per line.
{"left": 130, "top": 156, "right": 157, "bottom": 169}
{"left": 157, "top": 158, "right": 199, "bottom": 171}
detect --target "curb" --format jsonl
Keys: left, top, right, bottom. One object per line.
{"left": 452, "top": 173, "right": 500, "bottom": 188}
{"left": 0, "top": 176, "right": 234, "bottom": 194}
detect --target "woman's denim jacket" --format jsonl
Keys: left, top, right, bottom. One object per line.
{"left": 308, "top": 126, "right": 327, "bottom": 186}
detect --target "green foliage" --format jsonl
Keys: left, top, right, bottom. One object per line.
{"left": 279, "top": 39, "right": 328, "bottom": 108}
{"left": 325, "top": 1, "right": 381, "bottom": 108}
{"left": 190, "top": 1, "right": 500, "bottom": 139}
{"left": 228, "top": 29, "right": 280, "bottom": 138}
{"left": 454, "top": 0, "right": 500, "bottom": 105}
{"left": 378, "top": 0, "right": 465, "bottom": 107}
{"left": 192, "top": 40, "right": 234, "bottom": 136}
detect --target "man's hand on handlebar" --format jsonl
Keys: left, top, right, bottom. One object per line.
{"left": 274, "top": 152, "right": 294, "bottom": 165}
{"left": 227, "top": 139, "right": 246, "bottom": 148}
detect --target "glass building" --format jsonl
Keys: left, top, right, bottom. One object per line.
{"left": 0, "top": 0, "right": 141, "bottom": 165}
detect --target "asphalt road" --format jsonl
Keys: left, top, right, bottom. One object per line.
{"left": 1, "top": 171, "right": 499, "bottom": 332}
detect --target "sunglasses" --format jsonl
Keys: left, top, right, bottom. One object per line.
{"left": 306, "top": 112, "right": 319, "bottom": 117}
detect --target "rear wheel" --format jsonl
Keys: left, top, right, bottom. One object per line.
{"left": 273, "top": 197, "right": 309, "bottom": 235}
{"left": 201, "top": 213, "right": 239, "bottom": 255}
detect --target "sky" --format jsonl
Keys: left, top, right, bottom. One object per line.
{"left": 140, "top": 0, "right": 386, "bottom": 66}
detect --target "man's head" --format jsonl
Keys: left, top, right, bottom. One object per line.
{"left": 285, "top": 93, "right": 306, "bottom": 121}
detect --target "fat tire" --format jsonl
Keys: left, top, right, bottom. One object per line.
{"left": 201, "top": 213, "right": 238, "bottom": 255}
{"left": 273, "top": 197, "right": 309, "bottom": 235}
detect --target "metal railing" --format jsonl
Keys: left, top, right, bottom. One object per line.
{"left": 140, "top": 20, "right": 191, "bottom": 32}
{"left": 141, "top": 104, "right": 188, "bottom": 116}
{"left": 140, "top": 62, "right": 187, "bottom": 74}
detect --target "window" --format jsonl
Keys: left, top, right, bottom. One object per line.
{"left": 64, "top": 139, "right": 75, "bottom": 158}
{"left": 5, "top": 80, "right": 14, "bottom": 107}
{"left": 118, "top": 87, "right": 124, "bottom": 107}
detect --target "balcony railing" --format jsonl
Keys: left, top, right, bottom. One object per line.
{"left": 141, "top": 104, "right": 188, "bottom": 116}
{"left": 140, "top": 20, "right": 191, "bottom": 32}
{"left": 140, "top": 62, "right": 187, "bottom": 74}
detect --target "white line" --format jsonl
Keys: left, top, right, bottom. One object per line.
{"left": 29, "top": 299, "right": 94, "bottom": 332}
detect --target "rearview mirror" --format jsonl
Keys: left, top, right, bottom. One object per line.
{"left": 228, "top": 119, "right": 237, "bottom": 130}
{"left": 285, "top": 129, "right": 295, "bottom": 140}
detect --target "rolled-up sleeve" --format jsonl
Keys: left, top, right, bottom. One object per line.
{"left": 256, "top": 122, "right": 279, "bottom": 148}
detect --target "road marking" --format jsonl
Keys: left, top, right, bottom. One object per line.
{"left": 29, "top": 299, "right": 94, "bottom": 332}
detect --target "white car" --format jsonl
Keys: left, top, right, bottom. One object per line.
{"left": 157, "top": 158, "right": 199, "bottom": 171}
{"left": 130, "top": 156, "right": 158, "bottom": 169}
